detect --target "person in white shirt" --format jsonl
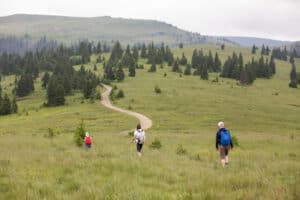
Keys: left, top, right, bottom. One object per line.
{"left": 132, "top": 124, "right": 146, "bottom": 157}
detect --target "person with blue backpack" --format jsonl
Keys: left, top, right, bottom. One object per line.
{"left": 216, "top": 121, "right": 233, "bottom": 167}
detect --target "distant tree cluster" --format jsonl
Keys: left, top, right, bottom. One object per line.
{"left": 191, "top": 49, "right": 222, "bottom": 80}
{"left": 0, "top": 35, "right": 57, "bottom": 56}
{"left": 261, "top": 45, "right": 270, "bottom": 56}
{"left": 0, "top": 85, "right": 17, "bottom": 116}
{"left": 271, "top": 46, "right": 288, "bottom": 61}
{"left": 221, "top": 52, "right": 276, "bottom": 85}
{"left": 104, "top": 41, "right": 139, "bottom": 81}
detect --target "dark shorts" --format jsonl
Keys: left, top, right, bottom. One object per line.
{"left": 85, "top": 144, "right": 91, "bottom": 149}
{"left": 136, "top": 143, "right": 143, "bottom": 152}
{"left": 219, "top": 145, "right": 230, "bottom": 159}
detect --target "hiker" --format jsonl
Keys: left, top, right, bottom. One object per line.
{"left": 132, "top": 124, "right": 146, "bottom": 157}
{"left": 84, "top": 132, "right": 92, "bottom": 150}
{"left": 216, "top": 121, "right": 233, "bottom": 167}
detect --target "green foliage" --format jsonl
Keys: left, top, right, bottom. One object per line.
{"left": 154, "top": 85, "right": 162, "bottom": 94}
{"left": 46, "top": 75, "right": 65, "bottom": 106}
{"left": 116, "top": 89, "right": 125, "bottom": 99}
{"left": 74, "top": 120, "right": 86, "bottom": 147}
{"left": 176, "top": 144, "right": 187, "bottom": 155}
{"left": 128, "top": 131, "right": 134, "bottom": 137}
{"left": 16, "top": 74, "right": 34, "bottom": 97}
{"left": 116, "top": 67, "right": 125, "bottom": 81}
{"left": 46, "top": 128, "right": 55, "bottom": 138}
{"left": 42, "top": 72, "right": 50, "bottom": 89}
{"left": 150, "top": 138, "right": 162, "bottom": 149}
{"left": 231, "top": 135, "right": 240, "bottom": 147}
{"left": 148, "top": 63, "right": 156, "bottom": 72}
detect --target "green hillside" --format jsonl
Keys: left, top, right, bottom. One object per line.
{"left": 0, "top": 14, "right": 224, "bottom": 45}
{"left": 0, "top": 45, "right": 299, "bottom": 199}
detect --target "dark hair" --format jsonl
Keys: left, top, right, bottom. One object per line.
{"left": 136, "top": 124, "right": 141, "bottom": 130}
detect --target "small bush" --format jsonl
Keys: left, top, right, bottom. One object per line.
{"left": 47, "top": 128, "right": 55, "bottom": 138}
{"left": 116, "top": 89, "right": 125, "bottom": 99}
{"left": 176, "top": 144, "right": 187, "bottom": 155}
{"left": 74, "top": 120, "right": 86, "bottom": 147}
{"left": 94, "top": 91, "right": 101, "bottom": 100}
{"left": 128, "top": 131, "right": 134, "bottom": 137}
{"left": 231, "top": 135, "right": 240, "bottom": 147}
{"left": 150, "top": 138, "right": 162, "bottom": 149}
{"left": 154, "top": 86, "right": 162, "bottom": 94}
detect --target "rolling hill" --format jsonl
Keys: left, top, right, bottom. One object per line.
{"left": 0, "top": 14, "right": 225, "bottom": 46}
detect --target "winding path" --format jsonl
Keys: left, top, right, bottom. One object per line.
{"left": 101, "top": 84, "right": 153, "bottom": 131}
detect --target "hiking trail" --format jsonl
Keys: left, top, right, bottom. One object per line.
{"left": 101, "top": 84, "right": 153, "bottom": 131}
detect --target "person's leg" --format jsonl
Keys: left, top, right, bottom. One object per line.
{"left": 225, "top": 147, "right": 229, "bottom": 165}
{"left": 219, "top": 147, "right": 226, "bottom": 167}
{"left": 137, "top": 144, "right": 142, "bottom": 157}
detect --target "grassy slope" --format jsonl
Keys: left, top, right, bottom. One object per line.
{"left": 0, "top": 14, "right": 208, "bottom": 45}
{"left": 0, "top": 45, "right": 299, "bottom": 199}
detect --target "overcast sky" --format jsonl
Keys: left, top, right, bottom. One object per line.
{"left": 1, "top": 0, "right": 299, "bottom": 41}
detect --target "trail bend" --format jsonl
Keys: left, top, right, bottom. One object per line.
{"left": 101, "top": 84, "right": 152, "bottom": 131}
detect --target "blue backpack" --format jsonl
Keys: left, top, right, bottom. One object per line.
{"left": 220, "top": 130, "right": 231, "bottom": 146}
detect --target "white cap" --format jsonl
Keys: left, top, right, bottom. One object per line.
{"left": 85, "top": 132, "right": 89, "bottom": 137}
{"left": 218, "top": 121, "right": 224, "bottom": 128}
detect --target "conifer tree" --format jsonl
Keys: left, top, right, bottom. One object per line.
{"left": 128, "top": 64, "right": 136, "bottom": 77}
{"left": 172, "top": 58, "right": 180, "bottom": 72}
{"left": 11, "top": 96, "right": 18, "bottom": 113}
{"left": 289, "top": 63, "right": 298, "bottom": 88}
{"left": 252, "top": 45, "right": 257, "bottom": 54}
{"left": 42, "top": 72, "right": 50, "bottom": 88}
{"left": 47, "top": 75, "right": 65, "bottom": 106}
{"left": 207, "top": 50, "right": 214, "bottom": 72}
{"left": 116, "top": 66, "right": 125, "bottom": 81}
{"left": 214, "top": 52, "right": 222, "bottom": 72}
{"left": 0, "top": 94, "right": 11, "bottom": 115}
{"left": 184, "top": 64, "right": 191, "bottom": 75}
{"left": 141, "top": 43, "right": 147, "bottom": 58}
{"left": 180, "top": 53, "right": 188, "bottom": 65}
{"left": 148, "top": 63, "right": 157, "bottom": 72}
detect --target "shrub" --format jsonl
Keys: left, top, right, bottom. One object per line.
{"left": 45, "top": 128, "right": 55, "bottom": 138}
{"left": 176, "top": 144, "right": 187, "bottom": 155}
{"left": 74, "top": 120, "right": 86, "bottom": 147}
{"left": 93, "top": 91, "right": 101, "bottom": 100}
{"left": 154, "top": 86, "right": 162, "bottom": 94}
{"left": 128, "top": 131, "right": 134, "bottom": 137}
{"left": 231, "top": 135, "right": 240, "bottom": 147}
{"left": 150, "top": 138, "right": 162, "bottom": 149}
{"left": 116, "top": 89, "right": 125, "bottom": 99}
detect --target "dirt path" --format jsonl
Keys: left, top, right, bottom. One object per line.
{"left": 101, "top": 84, "right": 153, "bottom": 131}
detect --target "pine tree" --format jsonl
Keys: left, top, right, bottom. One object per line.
{"left": 132, "top": 46, "right": 139, "bottom": 62}
{"left": 252, "top": 45, "right": 257, "bottom": 54}
{"left": 128, "top": 64, "right": 136, "bottom": 77}
{"left": 180, "top": 53, "right": 188, "bottom": 65}
{"left": 207, "top": 50, "right": 214, "bottom": 72}
{"left": 42, "top": 72, "right": 50, "bottom": 88}
{"left": 141, "top": 44, "right": 147, "bottom": 58}
{"left": 200, "top": 63, "right": 208, "bottom": 80}
{"left": 221, "top": 44, "right": 225, "bottom": 50}
{"left": 0, "top": 94, "right": 11, "bottom": 115}
{"left": 191, "top": 49, "right": 199, "bottom": 68}
{"left": 116, "top": 66, "right": 125, "bottom": 81}
{"left": 261, "top": 45, "right": 266, "bottom": 55}
{"left": 214, "top": 52, "right": 222, "bottom": 72}
{"left": 269, "top": 56, "right": 276, "bottom": 75}
{"left": 83, "top": 80, "right": 94, "bottom": 99}
{"left": 184, "top": 64, "right": 191, "bottom": 75}
{"left": 172, "top": 58, "right": 180, "bottom": 72}
{"left": 11, "top": 96, "right": 18, "bottom": 113}
{"left": 289, "top": 63, "right": 297, "bottom": 88}
{"left": 16, "top": 74, "right": 35, "bottom": 97}
{"left": 47, "top": 75, "right": 65, "bottom": 106}
{"left": 148, "top": 63, "right": 157, "bottom": 72}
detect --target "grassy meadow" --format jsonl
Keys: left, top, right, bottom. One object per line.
{"left": 0, "top": 45, "right": 299, "bottom": 199}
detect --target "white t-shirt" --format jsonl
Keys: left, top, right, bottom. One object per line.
{"left": 134, "top": 129, "right": 145, "bottom": 144}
